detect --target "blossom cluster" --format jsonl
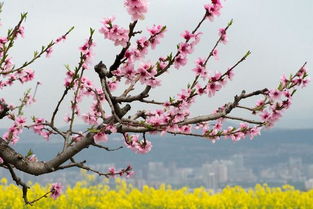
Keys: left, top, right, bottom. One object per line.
{"left": 124, "top": 134, "right": 152, "bottom": 154}
{"left": 0, "top": 61, "right": 35, "bottom": 89}
{"left": 79, "top": 38, "right": 96, "bottom": 69}
{"left": 31, "top": 117, "right": 52, "bottom": 140}
{"left": 258, "top": 66, "right": 310, "bottom": 127}
{"left": 107, "top": 165, "right": 135, "bottom": 178}
{"left": 99, "top": 17, "right": 129, "bottom": 47}
{"left": 110, "top": 25, "right": 165, "bottom": 86}
{"left": 174, "top": 30, "right": 202, "bottom": 69}
{"left": 204, "top": 0, "right": 223, "bottom": 21}
{"left": 124, "top": 0, "right": 148, "bottom": 21}
{"left": 93, "top": 125, "right": 117, "bottom": 144}
{"left": 201, "top": 120, "right": 262, "bottom": 142}
{"left": 2, "top": 116, "right": 26, "bottom": 144}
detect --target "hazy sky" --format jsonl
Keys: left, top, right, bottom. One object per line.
{"left": 1, "top": 0, "right": 312, "bottom": 129}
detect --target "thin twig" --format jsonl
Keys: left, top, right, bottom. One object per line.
{"left": 223, "top": 115, "right": 264, "bottom": 125}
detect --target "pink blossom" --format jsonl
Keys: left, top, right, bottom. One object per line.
{"left": 0, "top": 157, "right": 3, "bottom": 164}
{"left": 137, "top": 36, "right": 149, "bottom": 48}
{"left": 230, "top": 131, "right": 245, "bottom": 142}
{"left": 15, "top": 116, "right": 26, "bottom": 126}
{"left": 214, "top": 121, "right": 223, "bottom": 130}
{"left": 81, "top": 113, "right": 98, "bottom": 125}
{"left": 210, "top": 71, "right": 222, "bottom": 82}
{"left": 204, "top": 3, "right": 221, "bottom": 21}
{"left": 56, "top": 35, "right": 67, "bottom": 43}
{"left": 206, "top": 129, "right": 219, "bottom": 141}
{"left": 3, "top": 57, "right": 13, "bottom": 72}
{"left": 147, "top": 25, "right": 166, "bottom": 49}
{"left": 260, "top": 110, "right": 271, "bottom": 121}
{"left": 0, "top": 37, "right": 8, "bottom": 45}
{"left": 296, "top": 66, "right": 307, "bottom": 77}
{"left": 301, "top": 77, "right": 311, "bottom": 88}
{"left": 192, "top": 65, "right": 207, "bottom": 78}
{"left": 19, "top": 69, "right": 35, "bottom": 83}
{"left": 107, "top": 80, "right": 118, "bottom": 91}
{"left": 64, "top": 115, "right": 71, "bottom": 123}
{"left": 280, "top": 74, "right": 289, "bottom": 87}
{"left": 72, "top": 133, "right": 83, "bottom": 143}
{"left": 195, "top": 58, "right": 205, "bottom": 66}
{"left": 270, "top": 109, "right": 282, "bottom": 122}
{"left": 218, "top": 28, "right": 228, "bottom": 44}
{"left": 124, "top": 0, "right": 148, "bottom": 21}
{"left": 125, "top": 134, "right": 152, "bottom": 154}
{"left": 255, "top": 100, "right": 265, "bottom": 108}
{"left": 93, "top": 132, "right": 108, "bottom": 143}
{"left": 207, "top": 82, "right": 222, "bottom": 97}
{"left": 193, "top": 32, "right": 203, "bottom": 45}
{"left": 226, "top": 69, "right": 234, "bottom": 80}
{"left": 179, "top": 125, "right": 192, "bottom": 134}
{"left": 181, "top": 30, "right": 194, "bottom": 41}
{"left": 178, "top": 43, "right": 193, "bottom": 55}
{"left": 121, "top": 62, "right": 136, "bottom": 80}
{"left": 136, "top": 140, "right": 152, "bottom": 154}
{"left": 137, "top": 62, "right": 156, "bottom": 85}
{"left": 177, "top": 89, "right": 191, "bottom": 101}
{"left": 212, "top": 0, "right": 222, "bottom": 6}
{"left": 196, "top": 84, "right": 207, "bottom": 95}
{"left": 50, "top": 183, "right": 63, "bottom": 200}
{"left": 283, "top": 90, "right": 292, "bottom": 99}
{"left": 135, "top": 36, "right": 149, "bottom": 57}
{"left": 102, "top": 16, "right": 115, "bottom": 25}
{"left": 249, "top": 127, "right": 262, "bottom": 139}
{"left": 174, "top": 54, "right": 187, "bottom": 69}
{"left": 45, "top": 47, "right": 53, "bottom": 58}
{"left": 105, "top": 125, "right": 117, "bottom": 133}
{"left": 269, "top": 89, "right": 282, "bottom": 100}
{"left": 126, "top": 170, "right": 135, "bottom": 178}
{"left": 28, "top": 154, "right": 38, "bottom": 162}
{"left": 212, "top": 49, "right": 218, "bottom": 60}
{"left": 239, "top": 123, "right": 249, "bottom": 130}
{"left": 282, "top": 99, "right": 292, "bottom": 109}
{"left": 32, "top": 118, "right": 45, "bottom": 132}
{"left": 108, "top": 167, "right": 116, "bottom": 175}
{"left": 16, "top": 26, "right": 25, "bottom": 38}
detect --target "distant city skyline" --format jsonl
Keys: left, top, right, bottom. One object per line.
{"left": 1, "top": 0, "right": 312, "bottom": 129}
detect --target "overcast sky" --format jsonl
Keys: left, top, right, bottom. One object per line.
{"left": 1, "top": 0, "right": 312, "bottom": 129}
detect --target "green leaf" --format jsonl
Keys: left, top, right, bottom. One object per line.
{"left": 26, "top": 149, "right": 33, "bottom": 157}
{"left": 87, "top": 128, "right": 100, "bottom": 133}
{"left": 89, "top": 28, "right": 95, "bottom": 36}
{"left": 228, "top": 19, "right": 233, "bottom": 26}
{"left": 65, "top": 64, "right": 71, "bottom": 71}
{"left": 145, "top": 124, "right": 154, "bottom": 130}
{"left": 277, "top": 82, "right": 283, "bottom": 91}
{"left": 244, "top": 50, "right": 251, "bottom": 59}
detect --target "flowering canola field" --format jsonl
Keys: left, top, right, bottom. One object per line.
{"left": 1, "top": 178, "right": 313, "bottom": 209}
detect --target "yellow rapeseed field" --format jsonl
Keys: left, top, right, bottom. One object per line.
{"left": 1, "top": 177, "right": 313, "bottom": 209}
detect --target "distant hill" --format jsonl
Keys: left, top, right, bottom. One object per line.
{"left": 1, "top": 127, "right": 312, "bottom": 170}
